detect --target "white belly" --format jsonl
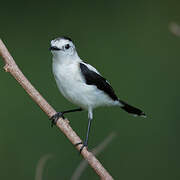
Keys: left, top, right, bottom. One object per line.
{"left": 52, "top": 62, "right": 116, "bottom": 110}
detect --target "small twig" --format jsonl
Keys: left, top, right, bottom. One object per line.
{"left": 71, "top": 132, "right": 117, "bottom": 180}
{"left": 0, "top": 39, "right": 113, "bottom": 180}
{"left": 169, "top": 22, "right": 180, "bottom": 37}
{"left": 35, "top": 154, "right": 53, "bottom": 180}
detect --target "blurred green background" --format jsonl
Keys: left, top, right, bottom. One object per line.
{"left": 0, "top": 0, "right": 180, "bottom": 179}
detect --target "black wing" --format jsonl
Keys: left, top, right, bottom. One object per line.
{"left": 79, "top": 63, "right": 118, "bottom": 101}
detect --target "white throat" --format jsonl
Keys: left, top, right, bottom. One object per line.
{"left": 52, "top": 51, "right": 81, "bottom": 66}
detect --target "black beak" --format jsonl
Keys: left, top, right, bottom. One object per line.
{"left": 49, "top": 46, "right": 61, "bottom": 51}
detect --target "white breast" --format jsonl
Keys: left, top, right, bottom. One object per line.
{"left": 52, "top": 61, "right": 117, "bottom": 110}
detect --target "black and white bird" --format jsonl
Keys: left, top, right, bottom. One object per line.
{"left": 49, "top": 36, "right": 146, "bottom": 152}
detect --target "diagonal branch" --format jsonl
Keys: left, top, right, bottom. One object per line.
{"left": 71, "top": 132, "right": 117, "bottom": 180}
{"left": 0, "top": 39, "right": 113, "bottom": 180}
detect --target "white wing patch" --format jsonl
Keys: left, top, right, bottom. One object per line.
{"left": 80, "top": 62, "right": 112, "bottom": 86}
{"left": 80, "top": 62, "right": 100, "bottom": 75}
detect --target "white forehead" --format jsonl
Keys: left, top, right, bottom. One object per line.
{"left": 51, "top": 38, "right": 73, "bottom": 48}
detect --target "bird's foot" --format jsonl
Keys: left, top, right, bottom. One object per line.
{"left": 49, "top": 112, "right": 65, "bottom": 127}
{"left": 75, "top": 141, "right": 88, "bottom": 154}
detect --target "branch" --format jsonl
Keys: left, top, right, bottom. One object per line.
{"left": 35, "top": 154, "right": 53, "bottom": 180}
{"left": 0, "top": 39, "right": 113, "bottom": 180}
{"left": 71, "top": 132, "right": 117, "bottom": 180}
{"left": 169, "top": 22, "right": 180, "bottom": 37}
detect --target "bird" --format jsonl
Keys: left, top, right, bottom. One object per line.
{"left": 49, "top": 36, "right": 146, "bottom": 153}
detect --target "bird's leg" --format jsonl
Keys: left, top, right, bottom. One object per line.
{"left": 76, "top": 110, "right": 93, "bottom": 153}
{"left": 50, "top": 108, "right": 83, "bottom": 127}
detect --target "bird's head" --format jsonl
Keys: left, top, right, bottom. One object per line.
{"left": 50, "top": 36, "right": 77, "bottom": 60}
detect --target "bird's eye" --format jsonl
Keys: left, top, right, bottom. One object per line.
{"left": 65, "top": 44, "right": 70, "bottom": 49}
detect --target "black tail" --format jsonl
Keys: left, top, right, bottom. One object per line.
{"left": 119, "top": 100, "right": 146, "bottom": 117}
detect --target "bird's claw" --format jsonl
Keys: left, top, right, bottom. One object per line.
{"left": 49, "top": 112, "right": 65, "bottom": 127}
{"left": 75, "top": 141, "right": 88, "bottom": 153}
